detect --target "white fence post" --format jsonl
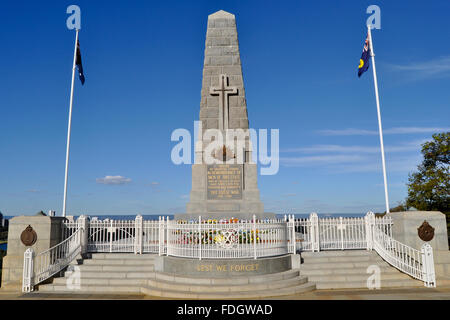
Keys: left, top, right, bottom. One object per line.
{"left": 134, "top": 215, "right": 143, "bottom": 254}
{"left": 198, "top": 216, "right": 202, "bottom": 261}
{"left": 158, "top": 216, "right": 163, "bottom": 256}
{"left": 339, "top": 217, "right": 344, "bottom": 250}
{"left": 77, "top": 215, "right": 89, "bottom": 255}
{"left": 310, "top": 212, "right": 319, "bottom": 252}
{"left": 288, "top": 215, "right": 296, "bottom": 254}
{"left": 365, "top": 211, "right": 375, "bottom": 251}
{"left": 109, "top": 220, "right": 114, "bottom": 253}
{"left": 253, "top": 215, "right": 257, "bottom": 259}
{"left": 421, "top": 243, "right": 436, "bottom": 288}
{"left": 22, "top": 248, "right": 34, "bottom": 293}
{"left": 166, "top": 216, "right": 169, "bottom": 255}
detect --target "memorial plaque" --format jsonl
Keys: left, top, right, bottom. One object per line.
{"left": 207, "top": 164, "right": 242, "bottom": 200}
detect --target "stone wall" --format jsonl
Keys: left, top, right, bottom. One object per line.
{"left": 387, "top": 211, "right": 450, "bottom": 279}
{"left": 1, "top": 216, "right": 65, "bottom": 289}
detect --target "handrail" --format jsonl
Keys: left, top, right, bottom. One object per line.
{"left": 372, "top": 222, "right": 436, "bottom": 287}
{"left": 22, "top": 227, "right": 83, "bottom": 292}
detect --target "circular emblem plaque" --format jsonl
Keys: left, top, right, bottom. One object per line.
{"left": 20, "top": 225, "right": 37, "bottom": 246}
{"left": 418, "top": 220, "right": 435, "bottom": 242}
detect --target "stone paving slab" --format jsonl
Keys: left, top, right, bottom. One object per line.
{"left": 1, "top": 286, "right": 450, "bottom": 300}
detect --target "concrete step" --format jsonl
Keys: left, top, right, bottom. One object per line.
{"left": 302, "top": 255, "right": 384, "bottom": 264}
{"left": 140, "top": 282, "right": 316, "bottom": 299}
{"left": 81, "top": 258, "right": 156, "bottom": 266}
{"left": 62, "top": 270, "right": 156, "bottom": 279}
{"left": 69, "top": 264, "right": 155, "bottom": 272}
{"left": 301, "top": 250, "right": 374, "bottom": 258}
{"left": 152, "top": 269, "right": 301, "bottom": 285}
{"left": 38, "top": 284, "right": 142, "bottom": 294}
{"left": 89, "top": 253, "right": 158, "bottom": 260}
{"left": 315, "top": 279, "right": 423, "bottom": 290}
{"left": 305, "top": 272, "right": 414, "bottom": 283}
{"left": 51, "top": 277, "right": 148, "bottom": 286}
{"left": 436, "top": 277, "right": 450, "bottom": 287}
{"left": 147, "top": 276, "right": 308, "bottom": 293}
{"left": 300, "top": 266, "right": 407, "bottom": 276}
{"left": 300, "top": 261, "right": 390, "bottom": 269}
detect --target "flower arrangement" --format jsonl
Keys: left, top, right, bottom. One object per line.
{"left": 173, "top": 217, "right": 266, "bottom": 245}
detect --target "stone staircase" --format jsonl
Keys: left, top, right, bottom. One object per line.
{"left": 37, "top": 253, "right": 316, "bottom": 298}
{"left": 38, "top": 253, "right": 156, "bottom": 294}
{"left": 140, "top": 269, "right": 315, "bottom": 299}
{"left": 37, "top": 250, "right": 434, "bottom": 296}
{"left": 300, "top": 250, "right": 424, "bottom": 290}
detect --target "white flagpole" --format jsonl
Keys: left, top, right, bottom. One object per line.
{"left": 367, "top": 25, "right": 390, "bottom": 214}
{"left": 62, "top": 29, "right": 79, "bottom": 217}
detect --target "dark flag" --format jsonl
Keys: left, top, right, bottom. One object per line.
{"left": 358, "top": 33, "right": 371, "bottom": 77}
{"left": 76, "top": 40, "right": 85, "bottom": 85}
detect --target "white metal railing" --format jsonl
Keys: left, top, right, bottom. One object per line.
{"left": 166, "top": 216, "right": 288, "bottom": 259}
{"left": 23, "top": 212, "right": 435, "bottom": 290}
{"left": 87, "top": 219, "right": 136, "bottom": 253}
{"left": 22, "top": 227, "right": 83, "bottom": 292}
{"left": 368, "top": 212, "right": 436, "bottom": 287}
{"left": 84, "top": 216, "right": 164, "bottom": 254}
{"left": 291, "top": 212, "right": 392, "bottom": 252}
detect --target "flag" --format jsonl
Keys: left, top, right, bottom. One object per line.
{"left": 358, "top": 33, "right": 371, "bottom": 77}
{"left": 76, "top": 40, "right": 85, "bottom": 85}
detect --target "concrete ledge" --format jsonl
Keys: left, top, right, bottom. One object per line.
{"left": 158, "top": 254, "right": 292, "bottom": 278}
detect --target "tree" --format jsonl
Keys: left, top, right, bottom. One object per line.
{"left": 406, "top": 132, "right": 449, "bottom": 213}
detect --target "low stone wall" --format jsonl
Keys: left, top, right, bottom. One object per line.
{"left": 156, "top": 254, "right": 294, "bottom": 278}
{"left": 1, "top": 216, "right": 66, "bottom": 290}
{"left": 387, "top": 211, "right": 450, "bottom": 280}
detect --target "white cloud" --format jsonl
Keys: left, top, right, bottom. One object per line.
{"left": 151, "top": 182, "right": 160, "bottom": 185}
{"left": 280, "top": 139, "right": 424, "bottom": 173}
{"left": 389, "top": 56, "right": 450, "bottom": 79}
{"left": 281, "top": 155, "right": 365, "bottom": 166}
{"left": 317, "top": 127, "right": 449, "bottom": 136}
{"left": 327, "top": 155, "right": 422, "bottom": 174}
{"left": 283, "top": 140, "right": 427, "bottom": 154}
{"left": 283, "top": 193, "right": 297, "bottom": 197}
{"left": 317, "top": 128, "right": 376, "bottom": 136}
{"left": 384, "top": 127, "right": 450, "bottom": 135}
{"left": 96, "top": 176, "right": 132, "bottom": 185}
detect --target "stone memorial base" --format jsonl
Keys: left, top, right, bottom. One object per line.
{"left": 154, "top": 254, "right": 296, "bottom": 278}
{"left": 387, "top": 211, "right": 449, "bottom": 251}
{"left": 181, "top": 162, "right": 272, "bottom": 220}
{"left": 175, "top": 212, "right": 276, "bottom": 221}
{"left": 387, "top": 211, "right": 450, "bottom": 279}
{"left": 1, "top": 215, "right": 65, "bottom": 289}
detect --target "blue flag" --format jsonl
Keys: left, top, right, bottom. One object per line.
{"left": 358, "top": 34, "right": 371, "bottom": 77}
{"left": 76, "top": 40, "right": 85, "bottom": 85}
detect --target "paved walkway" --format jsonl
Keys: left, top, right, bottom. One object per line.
{"left": 1, "top": 286, "right": 450, "bottom": 300}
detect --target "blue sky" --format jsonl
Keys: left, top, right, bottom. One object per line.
{"left": 0, "top": 0, "right": 449, "bottom": 216}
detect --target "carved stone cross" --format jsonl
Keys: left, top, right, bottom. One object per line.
{"left": 210, "top": 74, "right": 237, "bottom": 130}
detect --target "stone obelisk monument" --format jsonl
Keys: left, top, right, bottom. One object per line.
{"left": 181, "top": 10, "right": 270, "bottom": 220}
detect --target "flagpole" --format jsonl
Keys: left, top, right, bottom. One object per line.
{"left": 62, "top": 28, "right": 79, "bottom": 217}
{"left": 367, "top": 25, "right": 390, "bottom": 214}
